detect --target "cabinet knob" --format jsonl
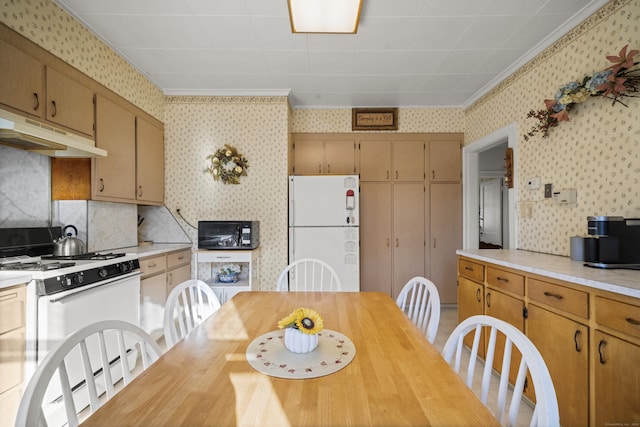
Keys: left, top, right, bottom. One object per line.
{"left": 395, "top": 238, "right": 399, "bottom": 248}
{"left": 432, "top": 170, "right": 436, "bottom": 180}
{"left": 138, "top": 185, "right": 143, "bottom": 197}
{"left": 386, "top": 170, "right": 390, "bottom": 180}
{"left": 395, "top": 170, "right": 399, "bottom": 180}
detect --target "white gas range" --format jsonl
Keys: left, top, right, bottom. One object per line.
{"left": 0, "top": 227, "right": 141, "bottom": 413}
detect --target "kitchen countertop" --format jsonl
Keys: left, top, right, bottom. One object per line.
{"left": 116, "top": 243, "right": 193, "bottom": 258}
{"left": 0, "top": 272, "right": 32, "bottom": 290}
{"left": 457, "top": 249, "right": 640, "bottom": 299}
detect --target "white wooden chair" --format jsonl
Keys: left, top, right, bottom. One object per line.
{"left": 164, "top": 279, "right": 221, "bottom": 348}
{"left": 442, "top": 315, "right": 559, "bottom": 427}
{"left": 15, "top": 320, "right": 161, "bottom": 427}
{"left": 276, "top": 258, "right": 342, "bottom": 291}
{"left": 395, "top": 276, "right": 441, "bottom": 343}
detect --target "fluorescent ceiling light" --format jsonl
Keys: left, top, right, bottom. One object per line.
{"left": 288, "top": 0, "right": 362, "bottom": 34}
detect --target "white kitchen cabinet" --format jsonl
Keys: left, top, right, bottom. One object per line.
{"left": 195, "top": 249, "right": 260, "bottom": 303}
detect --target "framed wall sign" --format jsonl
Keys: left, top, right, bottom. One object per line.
{"left": 352, "top": 108, "right": 398, "bottom": 131}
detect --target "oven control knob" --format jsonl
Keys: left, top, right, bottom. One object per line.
{"left": 120, "top": 263, "right": 129, "bottom": 273}
{"left": 76, "top": 273, "right": 84, "bottom": 284}
{"left": 99, "top": 268, "right": 108, "bottom": 278}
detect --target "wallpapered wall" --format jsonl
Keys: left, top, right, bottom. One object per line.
{"left": 466, "top": 0, "right": 640, "bottom": 256}
{"left": 0, "top": 0, "right": 165, "bottom": 121}
{"left": 163, "top": 96, "right": 290, "bottom": 289}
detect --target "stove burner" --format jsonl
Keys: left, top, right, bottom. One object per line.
{"left": 42, "top": 252, "right": 127, "bottom": 261}
{"left": 0, "top": 261, "right": 76, "bottom": 271}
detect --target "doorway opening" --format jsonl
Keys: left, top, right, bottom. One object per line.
{"left": 462, "top": 123, "right": 518, "bottom": 250}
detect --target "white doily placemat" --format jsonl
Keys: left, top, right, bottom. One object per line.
{"left": 246, "top": 329, "right": 356, "bottom": 379}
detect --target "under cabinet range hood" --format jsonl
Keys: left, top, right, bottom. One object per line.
{"left": 0, "top": 108, "right": 106, "bottom": 158}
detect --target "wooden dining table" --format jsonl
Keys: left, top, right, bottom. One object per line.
{"left": 82, "top": 291, "right": 499, "bottom": 426}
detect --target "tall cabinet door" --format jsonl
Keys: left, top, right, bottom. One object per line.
{"left": 430, "top": 183, "right": 462, "bottom": 304}
{"left": 93, "top": 95, "right": 136, "bottom": 201}
{"left": 359, "top": 139, "right": 391, "bottom": 181}
{"left": 136, "top": 117, "right": 164, "bottom": 204}
{"left": 360, "top": 182, "right": 392, "bottom": 294}
{"left": 392, "top": 183, "right": 425, "bottom": 299}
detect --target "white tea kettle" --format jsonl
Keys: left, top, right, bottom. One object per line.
{"left": 53, "top": 225, "right": 86, "bottom": 256}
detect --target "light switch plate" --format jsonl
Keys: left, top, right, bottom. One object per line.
{"left": 544, "top": 183, "right": 552, "bottom": 198}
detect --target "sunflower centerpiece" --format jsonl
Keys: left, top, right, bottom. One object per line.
{"left": 277, "top": 307, "right": 324, "bottom": 354}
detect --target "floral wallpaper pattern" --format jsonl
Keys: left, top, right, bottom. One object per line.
{"left": 163, "top": 96, "right": 290, "bottom": 289}
{"left": 0, "top": 0, "right": 164, "bottom": 121}
{"left": 292, "top": 108, "right": 465, "bottom": 133}
{"left": 466, "top": 0, "right": 640, "bottom": 256}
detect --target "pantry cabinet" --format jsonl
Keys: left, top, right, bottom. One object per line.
{"left": 291, "top": 135, "right": 356, "bottom": 175}
{"left": 0, "top": 284, "right": 27, "bottom": 427}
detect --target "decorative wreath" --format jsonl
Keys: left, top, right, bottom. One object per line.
{"left": 206, "top": 144, "right": 249, "bottom": 185}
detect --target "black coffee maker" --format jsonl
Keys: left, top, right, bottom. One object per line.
{"left": 585, "top": 216, "right": 640, "bottom": 269}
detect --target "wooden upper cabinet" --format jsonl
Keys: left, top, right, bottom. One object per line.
{"left": 93, "top": 95, "right": 136, "bottom": 201}
{"left": 45, "top": 67, "right": 94, "bottom": 136}
{"left": 324, "top": 140, "right": 355, "bottom": 174}
{"left": 292, "top": 135, "right": 355, "bottom": 175}
{"left": 0, "top": 40, "right": 44, "bottom": 117}
{"left": 359, "top": 139, "right": 391, "bottom": 181}
{"left": 430, "top": 140, "right": 461, "bottom": 182}
{"left": 393, "top": 140, "right": 424, "bottom": 182}
{"left": 136, "top": 117, "right": 164, "bottom": 204}
{"left": 293, "top": 139, "right": 324, "bottom": 174}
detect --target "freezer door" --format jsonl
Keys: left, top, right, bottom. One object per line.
{"left": 289, "top": 175, "right": 359, "bottom": 227}
{"left": 289, "top": 227, "right": 360, "bottom": 292}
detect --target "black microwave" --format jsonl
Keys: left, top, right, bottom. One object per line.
{"left": 198, "top": 221, "right": 259, "bottom": 250}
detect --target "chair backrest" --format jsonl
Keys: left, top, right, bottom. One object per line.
{"left": 442, "top": 315, "right": 559, "bottom": 427}
{"left": 16, "top": 320, "right": 161, "bottom": 427}
{"left": 276, "top": 258, "right": 342, "bottom": 291}
{"left": 164, "top": 279, "right": 221, "bottom": 348}
{"left": 395, "top": 276, "right": 441, "bottom": 343}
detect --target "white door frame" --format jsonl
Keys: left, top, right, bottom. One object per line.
{"left": 462, "top": 122, "right": 518, "bottom": 249}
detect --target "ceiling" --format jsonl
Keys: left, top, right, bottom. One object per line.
{"left": 54, "top": 0, "right": 607, "bottom": 109}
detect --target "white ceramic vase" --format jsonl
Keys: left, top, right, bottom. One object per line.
{"left": 284, "top": 327, "right": 318, "bottom": 354}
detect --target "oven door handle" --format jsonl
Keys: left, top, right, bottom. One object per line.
{"left": 47, "top": 271, "right": 141, "bottom": 303}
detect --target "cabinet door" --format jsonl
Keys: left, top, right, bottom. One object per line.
{"left": 140, "top": 274, "right": 167, "bottom": 338}
{"left": 167, "top": 264, "right": 191, "bottom": 296}
{"left": 0, "top": 40, "right": 43, "bottom": 116}
{"left": 136, "top": 117, "right": 164, "bottom": 204}
{"left": 45, "top": 67, "right": 94, "bottom": 136}
{"left": 458, "top": 276, "right": 485, "bottom": 358}
{"left": 93, "top": 95, "right": 136, "bottom": 201}
{"left": 360, "top": 182, "right": 392, "bottom": 294}
{"left": 211, "top": 287, "right": 226, "bottom": 305}
{"left": 527, "top": 304, "right": 588, "bottom": 427}
{"left": 324, "top": 140, "right": 355, "bottom": 175}
{"left": 359, "top": 139, "right": 391, "bottom": 181}
{"left": 392, "top": 183, "right": 425, "bottom": 299}
{"left": 430, "top": 140, "right": 461, "bottom": 182}
{"left": 393, "top": 140, "right": 424, "bottom": 182}
{"left": 485, "top": 288, "right": 524, "bottom": 385}
{"left": 430, "top": 183, "right": 461, "bottom": 304}
{"left": 293, "top": 139, "right": 324, "bottom": 174}
{"left": 594, "top": 330, "right": 640, "bottom": 426}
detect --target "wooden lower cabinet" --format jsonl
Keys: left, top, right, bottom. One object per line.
{"left": 593, "top": 330, "right": 640, "bottom": 426}
{"left": 527, "top": 304, "right": 589, "bottom": 427}
{"left": 458, "top": 276, "right": 485, "bottom": 357}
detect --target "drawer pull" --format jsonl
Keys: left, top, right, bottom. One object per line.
{"left": 574, "top": 330, "right": 582, "bottom": 353}
{"left": 543, "top": 291, "right": 564, "bottom": 300}
{"left": 148, "top": 262, "right": 156, "bottom": 268}
{"left": 464, "top": 266, "right": 474, "bottom": 272}
{"left": 626, "top": 317, "right": 640, "bottom": 326}
{"left": 475, "top": 288, "right": 481, "bottom": 303}
{"left": 177, "top": 256, "right": 184, "bottom": 260}
{"left": 497, "top": 277, "right": 509, "bottom": 283}
{"left": 486, "top": 292, "right": 491, "bottom": 308}
{"left": 51, "top": 100, "right": 57, "bottom": 117}
{"left": 33, "top": 93, "right": 40, "bottom": 110}
{"left": 598, "top": 339, "right": 607, "bottom": 365}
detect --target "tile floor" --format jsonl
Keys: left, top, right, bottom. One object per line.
{"left": 434, "top": 306, "right": 535, "bottom": 426}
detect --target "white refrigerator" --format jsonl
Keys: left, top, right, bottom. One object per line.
{"left": 288, "top": 175, "right": 360, "bottom": 291}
